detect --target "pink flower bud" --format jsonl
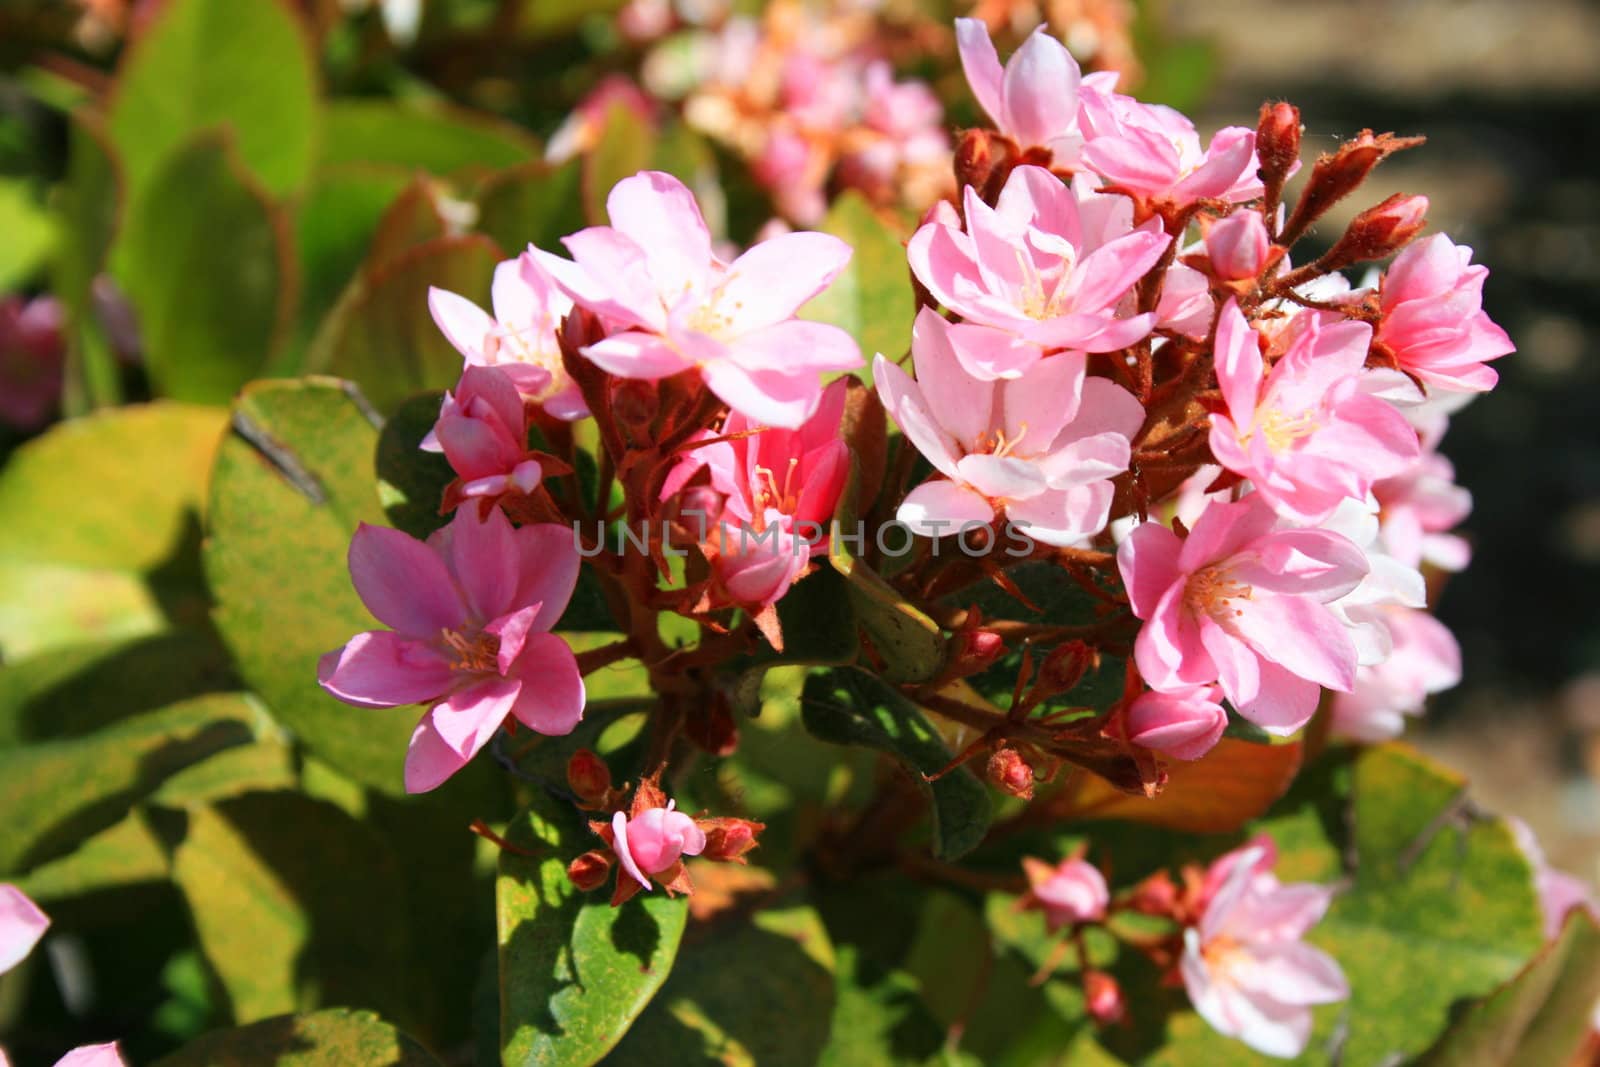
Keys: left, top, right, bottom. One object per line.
{"left": 986, "top": 747, "right": 1036, "bottom": 800}
{"left": 566, "top": 749, "right": 613, "bottom": 808}
{"left": 1023, "top": 857, "right": 1109, "bottom": 930}
{"left": 1204, "top": 210, "right": 1271, "bottom": 281}
{"left": 612, "top": 801, "right": 707, "bottom": 890}
{"left": 1084, "top": 970, "right": 1126, "bottom": 1025}
{"left": 1256, "top": 102, "right": 1302, "bottom": 191}
{"left": 1326, "top": 193, "right": 1429, "bottom": 268}
{"left": 1125, "top": 685, "right": 1228, "bottom": 761}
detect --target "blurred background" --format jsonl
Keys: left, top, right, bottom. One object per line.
{"left": 0, "top": 0, "right": 1595, "bottom": 885}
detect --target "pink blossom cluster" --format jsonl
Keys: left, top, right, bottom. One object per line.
{"left": 652, "top": 1, "right": 952, "bottom": 224}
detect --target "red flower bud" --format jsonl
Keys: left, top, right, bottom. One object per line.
{"left": 685, "top": 696, "right": 740, "bottom": 757}
{"left": 610, "top": 378, "right": 658, "bottom": 441}
{"left": 1034, "top": 641, "right": 1094, "bottom": 699}
{"left": 1084, "top": 970, "right": 1126, "bottom": 1025}
{"left": 566, "top": 850, "right": 612, "bottom": 892}
{"left": 986, "top": 746, "right": 1037, "bottom": 800}
{"left": 697, "top": 817, "right": 765, "bottom": 863}
{"left": 1255, "top": 102, "right": 1302, "bottom": 210}
{"left": 566, "top": 749, "right": 614, "bottom": 809}
{"left": 1281, "top": 129, "right": 1425, "bottom": 246}
{"left": 1127, "top": 870, "right": 1180, "bottom": 916}
{"left": 1323, "top": 193, "right": 1429, "bottom": 268}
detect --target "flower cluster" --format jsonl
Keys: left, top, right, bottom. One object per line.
{"left": 639, "top": 0, "right": 952, "bottom": 224}
{"left": 312, "top": 13, "right": 1510, "bottom": 1058}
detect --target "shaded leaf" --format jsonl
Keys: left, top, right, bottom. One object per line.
{"left": 305, "top": 235, "right": 499, "bottom": 414}
{"left": 374, "top": 391, "right": 453, "bottom": 540}
{"left": 474, "top": 158, "right": 583, "bottom": 255}
{"left": 320, "top": 100, "right": 536, "bottom": 180}
{"left": 20, "top": 809, "right": 171, "bottom": 903}
{"left": 819, "top": 943, "right": 945, "bottom": 1066}
{"left": 153, "top": 1007, "right": 442, "bottom": 1066}
{"left": 172, "top": 792, "right": 410, "bottom": 1024}
{"left": 608, "top": 906, "right": 837, "bottom": 1067}
{"left": 53, "top": 111, "right": 123, "bottom": 412}
{"left": 205, "top": 378, "right": 419, "bottom": 792}
{"left": 0, "top": 178, "right": 55, "bottom": 291}
{"left": 801, "top": 667, "right": 991, "bottom": 859}
{"left": 497, "top": 788, "right": 688, "bottom": 1067}
{"left": 114, "top": 134, "right": 295, "bottom": 403}
{"left": 107, "top": 0, "right": 318, "bottom": 202}
{"left": 0, "top": 693, "right": 257, "bottom": 875}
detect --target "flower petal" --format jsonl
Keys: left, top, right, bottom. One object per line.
{"left": 348, "top": 523, "right": 466, "bottom": 636}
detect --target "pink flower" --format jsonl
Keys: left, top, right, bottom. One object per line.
{"left": 1022, "top": 856, "right": 1109, "bottom": 930}
{"left": 612, "top": 801, "right": 707, "bottom": 890}
{"left": 423, "top": 365, "right": 544, "bottom": 503}
{"left": 50, "top": 1046, "right": 128, "bottom": 1067}
{"left": 1376, "top": 233, "right": 1513, "bottom": 393}
{"left": 317, "top": 508, "right": 585, "bottom": 793}
{"left": 0, "top": 883, "right": 49, "bottom": 974}
{"left": 1126, "top": 684, "right": 1227, "bottom": 760}
{"left": 429, "top": 253, "right": 588, "bottom": 420}
{"left": 533, "top": 170, "right": 860, "bottom": 427}
{"left": 1080, "top": 92, "right": 1261, "bottom": 210}
{"left": 1374, "top": 431, "right": 1473, "bottom": 572}
{"left": 1511, "top": 819, "right": 1600, "bottom": 943}
{"left": 1209, "top": 300, "right": 1420, "bottom": 524}
{"left": 1182, "top": 838, "right": 1348, "bottom": 1058}
{"left": 1118, "top": 495, "right": 1369, "bottom": 732}
{"left": 876, "top": 309, "right": 1143, "bottom": 547}
{"left": 663, "top": 378, "right": 850, "bottom": 606}
{"left": 1204, "top": 210, "right": 1271, "bottom": 280}
{"left": 954, "top": 19, "right": 1092, "bottom": 164}
{"left": 906, "top": 165, "right": 1169, "bottom": 374}
{"left": 0, "top": 296, "right": 65, "bottom": 432}
{"left": 1331, "top": 606, "right": 1461, "bottom": 742}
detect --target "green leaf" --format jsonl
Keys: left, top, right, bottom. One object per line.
{"left": 723, "top": 565, "right": 859, "bottom": 715}
{"left": 204, "top": 378, "right": 419, "bottom": 793}
{"left": 819, "top": 943, "right": 945, "bottom": 1066}
{"left": 608, "top": 905, "right": 837, "bottom": 1066}
{"left": 583, "top": 103, "right": 658, "bottom": 225}
{"left": 801, "top": 667, "right": 991, "bottom": 859}
{"left": 800, "top": 192, "right": 914, "bottom": 366}
{"left": 53, "top": 111, "right": 124, "bottom": 412}
{"left": 828, "top": 460, "right": 945, "bottom": 684}
{"left": 1421, "top": 908, "right": 1600, "bottom": 1067}
{"left": 497, "top": 788, "right": 689, "bottom": 1067}
{"left": 474, "top": 159, "right": 583, "bottom": 255}
{"left": 305, "top": 235, "right": 500, "bottom": 414}
{"left": 374, "top": 391, "right": 453, "bottom": 540}
{"left": 19, "top": 809, "right": 171, "bottom": 902}
{"left": 107, "top": 0, "right": 318, "bottom": 202}
{"left": 172, "top": 792, "right": 410, "bottom": 1025}
{"left": 365, "top": 176, "right": 451, "bottom": 268}
{"left": 153, "top": 1008, "right": 442, "bottom": 1066}
{"left": 0, "top": 178, "right": 55, "bottom": 290}
{"left": 0, "top": 693, "right": 258, "bottom": 876}
{"left": 290, "top": 165, "right": 414, "bottom": 357}
{"left": 0, "top": 402, "right": 225, "bottom": 660}
{"left": 114, "top": 134, "right": 294, "bottom": 403}
{"left": 320, "top": 100, "right": 537, "bottom": 180}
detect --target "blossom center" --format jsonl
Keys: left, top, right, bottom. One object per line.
{"left": 1014, "top": 247, "right": 1075, "bottom": 320}
{"left": 440, "top": 628, "right": 501, "bottom": 673}
{"left": 1184, "top": 565, "right": 1252, "bottom": 621}
{"left": 975, "top": 423, "right": 1031, "bottom": 459}
{"left": 752, "top": 458, "right": 802, "bottom": 521}
{"left": 1252, "top": 406, "right": 1319, "bottom": 453}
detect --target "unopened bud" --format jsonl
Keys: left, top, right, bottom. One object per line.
{"left": 567, "top": 850, "right": 612, "bottom": 891}
{"left": 986, "top": 746, "right": 1036, "bottom": 800}
{"left": 1204, "top": 210, "right": 1271, "bottom": 281}
{"left": 1323, "top": 193, "right": 1429, "bottom": 268}
{"left": 611, "top": 378, "right": 658, "bottom": 440}
{"left": 698, "top": 817, "right": 765, "bottom": 863}
{"left": 1084, "top": 970, "right": 1126, "bottom": 1025}
{"left": 567, "top": 749, "right": 613, "bottom": 808}
{"left": 954, "top": 128, "right": 998, "bottom": 201}
{"left": 1035, "top": 641, "right": 1093, "bottom": 698}
{"left": 1127, "top": 870, "right": 1180, "bottom": 916}
{"left": 685, "top": 696, "right": 739, "bottom": 757}
{"left": 1281, "top": 129, "right": 1425, "bottom": 245}
{"left": 1255, "top": 102, "right": 1301, "bottom": 201}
